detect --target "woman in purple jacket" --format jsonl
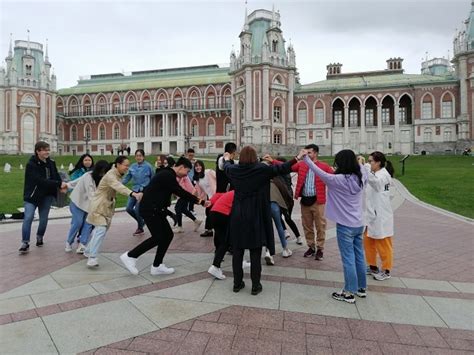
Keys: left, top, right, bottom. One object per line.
{"left": 304, "top": 150, "right": 367, "bottom": 304}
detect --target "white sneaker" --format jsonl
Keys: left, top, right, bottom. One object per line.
{"left": 373, "top": 272, "right": 391, "bottom": 281}
{"left": 264, "top": 250, "right": 275, "bottom": 265}
{"left": 173, "top": 226, "right": 184, "bottom": 233}
{"left": 87, "top": 257, "right": 99, "bottom": 268}
{"left": 76, "top": 243, "right": 86, "bottom": 254}
{"left": 284, "top": 230, "right": 291, "bottom": 240}
{"left": 282, "top": 248, "right": 293, "bottom": 258}
{"left": 65, "top": 243, "right": 73, "bottom": 253}
{"left": 150, "top": 264, "right": 175, "bottom": 275}
{"left": 242, "top": 260, "right": 251, "bottom": 268}
{"left": 295, "top": 237, "right": 303, "bottom": 245}
{"left": 120, "top": 252, "right": 139, "bottom": 275}
{"left": 208, "top": 265, "right": 226, "bottom": 280}
{"left": 193, "top": 219, "right": 203, "bottom": 232}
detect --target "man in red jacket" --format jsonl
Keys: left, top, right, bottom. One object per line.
{"left": 292, "top": 144, "right": 333, "bottom": 260}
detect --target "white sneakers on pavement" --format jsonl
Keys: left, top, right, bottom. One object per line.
{"left": 242, "top": 260, "right": 251, "bottom": 268}
{"left": 208, "top": 265, "right": 226, "bottom": 280}
{"left": 173, "top": 226, "right": 184, "bottom": 233}
{"left": 76, "top": 243, "right": 86, "bottom": 254}
{"left": 295, "top": 236, "right": 303, "bottom": 245}
{"left": 87, "top": 257, "right": 99, "bottom": 268}
{"left": 65, "top": 243, "right": 73, "bottom": 253}
{"left": 264, "top": 250, "right": 275, "bottom": 265}
{"left": 150, "top": 264, "right": 175, "bottom": 275}
{"left": 193, "top": 219, "right": 203, "bottom": 232}
{"left": 282, "top": 248, "right": 293, "bottom": 258}
{"left": 120, "top": 252, "right": 139, "bottom": 275}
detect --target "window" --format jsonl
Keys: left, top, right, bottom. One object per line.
{"left": 401, "top": 130, "right": 410, "bottom": 143}
{"left": 334, "top": 110, "right": 343, "bottom": 127}
{"left": 127, "top": 97, "right": 137, "bottom": 111}
{"left": 190, "top": 97, "right": 199, "bottom": 110}
{"left": 84, "top": 105, "right": 91, "bottom": 116}
{"left": 224, "top": 95, "right": 231, "bottom": 108}
{"left": 315, "top": 108, "right": 324, "bottom": 124}
{"left": 99, "top": 102, "right": 107, "bottom": 115}
{"left": 25, "top": 65, "right": 32, "bottom": 76}
{"left": 443, "top": 130, "right": 452, "bottom": 141}
{"left": 99, "top": 125, "right": 106, "bottom": 140}
{"left": 158, "top": 98, "right": 167, "bottom": 109}
{"left": 273, "top": 133, "right": 282, "bottom": 144}
{"left": 71, "top": 126, "right": 77, "bottom": 141}
{"left": 174, "top": 98, "right": 182, "bottom": 109}
{"left": 423, "top": 129, "right": 432, "bottom": 142}
{"left": 381, "top": 108, "right": 390, "bottom": 125}
{"left": 208, "top": 121, "right": 215, "bottom": 136}
{"left": 399, "top": 107, "right": 407, "bottom": 124}
{"left": 113, "top": 125, "right": 120, "bottom": 140}
{"left": 225, "top": 121, "right": 231, "bottom": 136}
{"left": 298, "top": 132, "right": 306, "bottom": 145}
{"left": 208, "top": 95, "right": 215, "bottom": 109}
{"left": 365, "top": 109, "right": 374, "bottom": 126}
{"left": 85, "top": 126, "right": 91, "bottom": 139}
{"left": 113, "top": 103, "right": 121, "bottom": 114}
{"left": 422, "top": 102, "right": 433, "bottom": 119}
{"left": 349, "top": 110, "right": 358, "bottom": 127}
{"left": 297, "top": 106, "right": 307, "bottom": 124}
{"left": 142, "top": 100, "right": 150, "bottom": 111}
{"left": 273, "top": 106, "right": 281, "bottom": 123}
{"left": 441, "top": 100, "right": 453, "bottom": 118}
{"left": 272, "top": 40, "right": 278, "bottom": 52}
{"left": 191, "top": 123, "right": 198, "bottom": 136}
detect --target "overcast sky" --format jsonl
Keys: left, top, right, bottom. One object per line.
{"left": 0, "top": 0, "right": 471, "bottom": 89}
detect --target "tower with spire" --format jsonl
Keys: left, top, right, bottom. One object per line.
{"left": 229, "top": 6, "right": 297, "bottom": 152}
{"left": 0, "top": 33, "right": 57, "bottom": 154}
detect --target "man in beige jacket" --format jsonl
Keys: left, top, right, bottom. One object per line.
{"left": 85, "top": 156, "right": 142, "bottom": 267}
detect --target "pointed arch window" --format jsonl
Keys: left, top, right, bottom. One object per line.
{"left": 71, "top": 126, "right": 77, "bottom": 141}
{"left": 441, "top": 94, "right": 453, "bottom": 118}
{"left": 207, "top": 120, "right": 215, "bottom": 136}
{"left": 85, "top": 125, "right": 91, "bottom": 140}
{"left": 113, "top": 124, "right": 120, "bottom": 140}
{"left": 297, "top": 103, "right": 307, "bottom": 124}
{"left": 99, "top": 125, "right": 106, "bottom": 140}
{"left": 272, "top": 40, "right": 278, "bottom": 52}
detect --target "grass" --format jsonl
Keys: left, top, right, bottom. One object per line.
{"left": 0, "top": 154, "right": 472, "bottom": 219}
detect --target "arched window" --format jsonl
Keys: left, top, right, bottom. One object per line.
{"left": 297, "top": 102, "right": 307, "bottom": 124}
{"left": 56, "top": 98, "right": 64, "bottom": 114}
{"left": 190, "top": 91, "right": 199, "bottom": 110}
{"left": 223, "top": 90, "right": 231, "bottom": 108}
{"left": 71, "top": 125, "right": 77, "bottom": 141}
{"left": 273, "top": 132, "right": 282, "bottom": 144}
{"left": 314, "top": 100, "right": 325, "bottom": 124}
{"left": 174, "top": 94, "right": 182, "bottom": 109}
{"left": 381, "top": 96, "right": 394, "bottom": 125}
{"left": 273, "top": 99, "right": 282, "bottom": 123}
{"left": 83, "top": 96, "right": 91, "bottom": 116}
{"left": 441, "top": 93, "right": 454, "bottom": 118}
{"left": 142, "top": 93, "right": 151, "bottom": 111}
{"left": 207, "top": 119, "right": 215, "bottom": 136}
{"left": 332, "top": 98, "right": 344, "bottom": 127}
{"left": 224, "top": 118, "right": 232, "bottom": 136}
{"left": 348, "top": 98, "right": 361, "bottom": 127}
{"left": 157, "top": 93, "right": 167, "bottom": 109}
{"left": 399, "top": 94, "right": 412, "bottom": 124}
{"left": 99, "top": 125, "right": 106, "bottom": 140}
{"left": 272, "top": 40, "right": 278, "bottom": 52}
{"left": 365, "top": 97, "right": 377, "bottom": 126}
{"left": 84, "top": 125, "right": 91, "bottom": 139}
{"left": 69, "top": 98, "right": 79, "bottom": 116}
{"left": 191, "top": 120, "right": 199, "bottom": 136}
{"left": 422, "top": 94, "right": 433, "bottom": 119}
{"left": 126, "top": 94, "right": 137, "bottom": 111}
{"left": 97, "top": 96, "right": 107, "bottom": 115}
{"left": 113, "top": 124, "right": 120, "bottom": 140}
{"left": 112, "top": 94, "right": 121, "bottom": 114}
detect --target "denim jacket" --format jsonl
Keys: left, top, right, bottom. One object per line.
{"left": 122, "top": 161, "right": 154, "bottom": 192}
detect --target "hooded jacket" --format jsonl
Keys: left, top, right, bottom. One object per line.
{"left": 23, "top": 155, "right": 62, "bottom": 204}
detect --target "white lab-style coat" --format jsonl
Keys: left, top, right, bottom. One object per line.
{"left": 364, "top": 165, "right": 394, "bottom": 239}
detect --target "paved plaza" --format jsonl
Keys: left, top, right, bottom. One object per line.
{"left": 0, "top": 181, "right": 473, "bottom": 354}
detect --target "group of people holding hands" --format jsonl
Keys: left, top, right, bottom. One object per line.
{"left": 19, "top": 140, "right": 394, "bottom": 303}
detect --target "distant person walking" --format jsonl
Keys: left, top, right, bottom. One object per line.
{"left": 361, "top": 152, "right": 395, "bottom": 281}
{"left": 19, "top": 141, "right": 66, "bottom": 254}
{"left": 304, "top": 149, "right": 367, "bottom": 304}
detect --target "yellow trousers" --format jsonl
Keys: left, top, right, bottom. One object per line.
{"left": 364, "top": 231, "right": 393, "bottom": 271}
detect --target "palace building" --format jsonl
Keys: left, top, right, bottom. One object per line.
{"left": 1, "top": 6, "right": 473, "bottom": 156}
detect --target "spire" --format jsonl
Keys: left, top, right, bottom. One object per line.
{"left": 45, "top": 38, "right": 50, "bottom": 64}
{"left": 271, "top": 4, "right": 276, "bottom": 27}
{"left": 243, "top": 0, "right": 249, "bottom": 31}
{"left": 26, "top": 29, "right": 31, "bottom": 55}
{"left": 8, "top": 33, "right": 13, "bottom": 58}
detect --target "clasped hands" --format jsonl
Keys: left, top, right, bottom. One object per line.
{"left": 261, "top": 149, "right": 308, "bottom": 163}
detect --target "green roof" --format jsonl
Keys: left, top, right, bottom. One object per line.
{"left": 58, "top": 65, "right": 231, "bottom": 95}
{"left": 297, "top": 73, "right": 458, "bottom": 93}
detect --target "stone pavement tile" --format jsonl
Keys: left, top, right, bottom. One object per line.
{"left": 94, "top": 348, "right": 147, "bottom": 355}
{"left": 58, "top": 299, "right": 83, "bottom": 312}
{"left": 366, "top": 276, "right": 407, "bottom": 289}
{"left": 170, "top": 319, "right": 195, "bottom": 331}
{"left": 140, "top": 264, "right": 200, "bottom": 283}
{"left": 260, "top": 265, "right": 306, "bottom": 279}
{"left": 305, "top": 269, "right": 344, "bottom": 282}
{"left": 51, "top": 271, "right": 126, "bottom": 289}
{"left": 101, "top": 291, "right": 125, "bottom": 302}
{"left": 218, "top": 311, "right": 243, "bottom": 325}
{"left": 0, "top": 317, "right": 57, "bottom": 354}
{"left": 235, "top": 324, "right": 260, "bottom": 339}
{"left": 177, "top": 331, "right": 211, "bottom": 354}
{"left": 443, "top": 338, "right": 474, "bottom": 352}
{"left": 175, "top": 252, "right": 214, "bottom": 263}
{"left": 437, "top": 328, "right": 474, "bottom": 341}
{"left": 423, "top": 296, "right": 474, "bottom": 330}
{"left": 202, "top": 278, "right": 281, "bottom": 310}
{"left": 305, "top": 316, "right": 351, "bottom": 338}
{"left": 143, "top": 328, "right": 188, "bottom": 342}
{"left": 35, "top": 303, "right": 61, "bottom": 317}
{"left": 450, "top": 282, "right": 474, "bottom": 294}
{"left": 53, "top": 256, "right": 127, "bottom": 274}
{"left": 191, "top": 320, "right": 238, "bottom": 335}
{"left": 378, "top": 342, "right": 434, "bottom": 355}
{"left": 415, "top": 326, "right": 450, "bottom": 348}
{"left": 10, "top": 308, "right": 39, "bottom": 322}
{"left": 306, "top": 334, "right": 332, "bottom": 348}
{"left": 128, "top": 295, "right": 227, "bottom": 328}
{"left": 348, "top": 319, "right": 400, "bottom": 342}
{"left": 0, "top": 295, "right": 36, "bottom": 315}
{"left": 42, "top": 299, "right": 158, "bottom": 354}
{"left": 391, "top": 324, "right": 426, "bottom": 346}
{"left": 279, "top": 282, "right": 360, "bottom": 319}
{"left": 240, "top": 307, "right": 284, "bottom": 330}
{"left": 254, "top": 338, "right": 283, "bottom": 354}
{"left": 401, "top": 278, "right": 459, "bottom": 293}
{"left": 143, "top": 278, "right": 214, "bottom": 302}
{"left": 205, "top": 333, "right": 234, "bottom": 354}
{"left": 127, "top": 337, "right": 180, "bottom": 354}
{"left": 330, "top": 337, "right": 383, "bottom": 355}
{"left": 0, "top": 275, "right": 62, "bottom": 300}
{"left": 284, "top": 310, "right": 326, "bottom": 324}
{"left": 0, "top": 313, "right": 12, "bottom": 325}
{"left": 306, "top": 347, "right": 333, "bottom": 355}
{"left": 91, "top": 275, "right": 151, "bottom": 294}
{"left": 107, "top": 338, "right": 134, "bottom": 350}
{"left": 31, "top": 283, "right": 99, "bottom": 307}
{"left": 356, "top": 292, "right": 446, "bottom": 327}
{"left": 284, "top": 319, "right": 306, "bottom": 333}
{"left": 197, "top": 311, "right": 221, "bottom": 322}
{"left": 258, "top": 327, "right": 306, "bottom": 344}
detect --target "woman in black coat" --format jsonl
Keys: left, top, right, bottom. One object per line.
{"left": 223, "top": 146, "right": 304, "bottom": 295}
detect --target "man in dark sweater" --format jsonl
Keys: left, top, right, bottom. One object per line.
{"left": 120, "top": 157, "right": 210, "bottom": 276}
{"left": 215, "top": 142, "right": 237, "bottom": 193}
{"left": 19, "top": 141, "right": 66, "bottom": 254}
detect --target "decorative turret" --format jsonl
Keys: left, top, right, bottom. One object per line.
{"left": 230, "top": 47, "right": 236, "bottom": 71}
{"left": 326, "top": 63, "right": 343, "bottom": 77}
{"left": 287, "top": 42, "right": 296, "bottom": 67}
{"left": 454, "top": 1, "right": 474, "bottom": 55}
{"left": 386, "top": 57, "right": 403, "bottom": 71}
{"left": 44, "top": 38, "right": 51, "bottom": 78}
{"left": 5, "top": 33, "right": 13, "bottom": 73}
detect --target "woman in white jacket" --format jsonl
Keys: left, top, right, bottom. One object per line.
{"left": 362, "top": 151, "right": 394, "bottom": 281}
{"left": 65, "top": 160, "right": 111, "bottom": 253}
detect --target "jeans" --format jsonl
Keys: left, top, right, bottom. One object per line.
{"left": 270, "top": 202, "right": 287, "bottom": 249}
{"left": 126, "top": 196, "right": 144, "bottom": 229}
{"left": 336, "top": 223, "right": 366, "bottom": 293}
{"left": 85, "top": 225, "right": 108, "bottom": 258}
{"left": 66, "top": 201, "right": 93, "bottom": 245}
{"left": 175, "top": 198, "right": 196, "bottom": 226}
{"left": 22, "top": 196, "right": 54, "bottom": 242}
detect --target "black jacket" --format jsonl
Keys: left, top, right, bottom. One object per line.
{"left": 23, "top": 155, "right": 62, "bottom": 204}
{"left": 140, "top": 167, "right": 201, "bottom": 217}
{"left": 215, "top": 154, "right": 234, "bottom": 193}
{"left": 224, "top": 158, "right": 297, "bottom": 254}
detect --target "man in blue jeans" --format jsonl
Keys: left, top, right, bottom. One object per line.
{"left": 19, "top": 141, "right": 66, "bottom": 254}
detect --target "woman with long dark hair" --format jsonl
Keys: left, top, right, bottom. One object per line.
{"left": 65, "top": 160, "right": 111, "bottom": 253}
{"left": 304, "top": 149, "right": 367, "bottom": 304}
{"left": 193, "top": 160, "right": 216, "bottom": 237}
{"left": 69, "top": 154, "right": 94, "bottom": 181}
{"left": 362, "top": 151, "right": 395, "bottom": 281}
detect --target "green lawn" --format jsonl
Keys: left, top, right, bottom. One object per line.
{"left": 0, "top": 154, "right": 472, "bottom": 219}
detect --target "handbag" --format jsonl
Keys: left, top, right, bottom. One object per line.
{"left": 300, "top": 195, "right": 316, "bottom": 206}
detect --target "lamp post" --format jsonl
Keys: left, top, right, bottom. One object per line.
{"left": 184, "top": 133, "right": 192, "bottom": 151}
{"left": 84, "top": 135, "right": 91, "bottom": 154}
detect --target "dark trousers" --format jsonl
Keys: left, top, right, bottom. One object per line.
{"left": 128, "top": 214, "right": 173, "bottom": 267}
{"left": 175, "top": 198, "right": 196, "bottom": 226}
{"left": 232, "top": 247, "right": 262, "bottom": 287}
{"left": 281, "top": 208, "right": 300, "bottom": 237}
{"left": 204, "top": 206, "right": 212, "bottom": 230}
{"left": 210, "top": 211, "right": 228, "bottom": 267}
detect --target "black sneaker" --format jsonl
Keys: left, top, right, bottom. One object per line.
{"left": 200, "top": 230, "right": 214, "bottom": 237}
{"left": 233, "top": 281, "right": 245, "bottom": 293}
{"left": 19, "top": 242, "right": 30, "bottom": 254}
{"left": 303, "top": 247, "right": 315, "bottom": 258}
{"left": 36, "top": 236, "right": 43, "bottom": 247}
{"left": 314, "top": 249, "right": 324, "bottom": 260}
{"left": 251, "top": 283, "right": 263, "bottom": 296}
{"left": 356, "top": 288, "right": 367, "bottom": 298}
{"left": 332, "top": 290, "right": 356, "bottom": 304}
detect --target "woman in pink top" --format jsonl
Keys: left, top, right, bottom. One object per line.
{"left": 173, "top": 174, "right": 202, "bottom": 233}
{"left": 193, "top": 160, "right": 217, "bottom": 237}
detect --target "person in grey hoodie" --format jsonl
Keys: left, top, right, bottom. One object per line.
{"left": 304, "top": 149, "right": 367, "bottom": 304}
